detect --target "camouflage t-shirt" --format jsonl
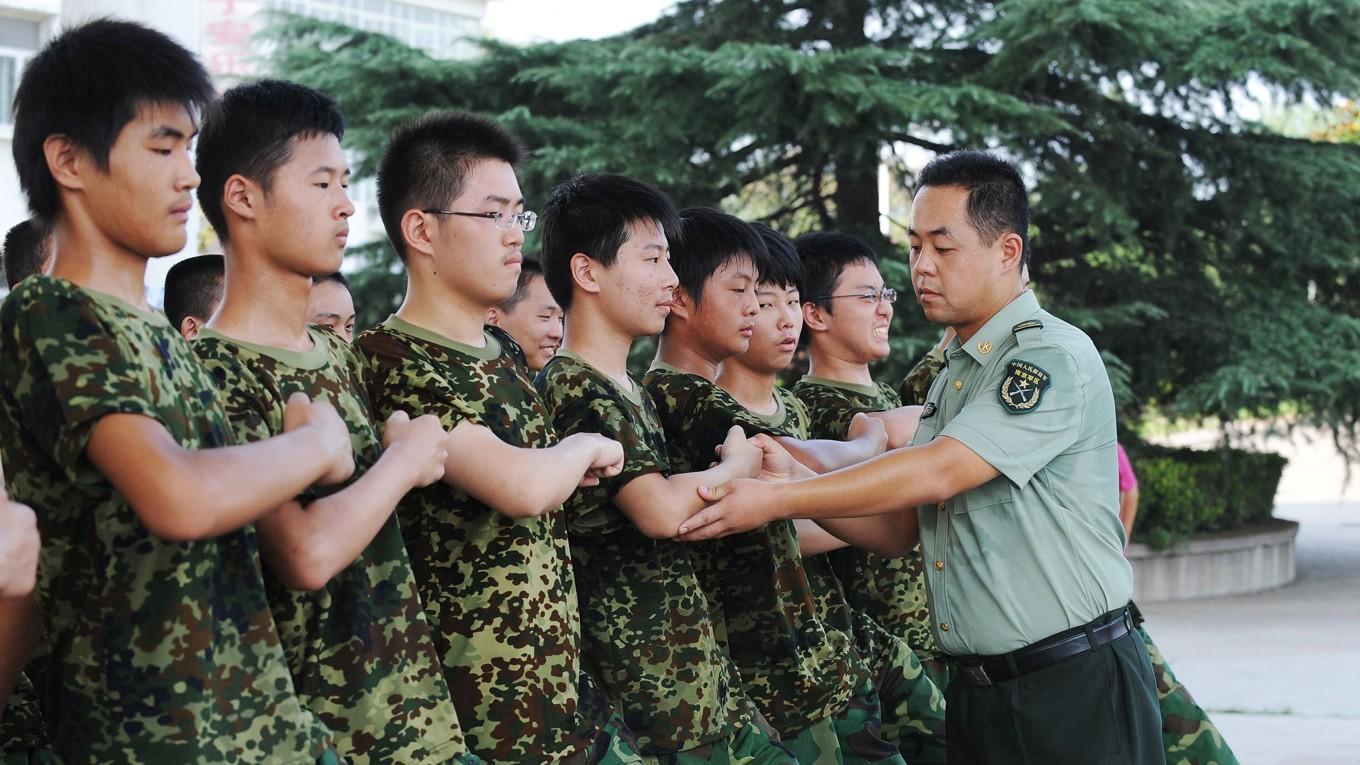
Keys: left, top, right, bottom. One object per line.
{"left": 358, "top": 316, "right": 597, "bottom": 763}
{"left": 535, "top": 351, "right": 753, "bottom": 753}
{"left": 0, "top": 672, "right": 45, "bottom": 756}
{"left": 0, "top": 276, "right": 331, "bottom": 763}
{"left": 791, "top": 376, "right": 938, "bottom": 658}
{"left": 898, "top": 349, "right": 946, "bottom": 408}
{"left": 193, "top": 326, "right": 465, "bottom": 764}
{"left": 641, "top": 365, "right": 863, "bottom": 737}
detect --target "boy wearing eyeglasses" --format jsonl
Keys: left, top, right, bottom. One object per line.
{"left": 642, "top": 210, "right": 908, "bottom": 764}
{"left": 788, "top": 231, "right": 949, "bottom": 761}
{"left": 358, "top": 111, "right": 636, "bottom": 765}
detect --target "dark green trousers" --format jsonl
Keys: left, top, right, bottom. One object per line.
{"left": 945, "top": 630, "right": 1163, "bottom": 764}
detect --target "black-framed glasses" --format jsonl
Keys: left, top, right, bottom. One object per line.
{"left": 809, "top": 287, "right": 897, "bottom": 304}
{"left": 421, "top": 209, "right": 538, "bottom": 232}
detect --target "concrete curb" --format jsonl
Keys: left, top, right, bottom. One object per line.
{"left": 1127, "top": 518, "right": 1298, "bottom": 602}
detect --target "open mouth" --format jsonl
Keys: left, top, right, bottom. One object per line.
{"left": 871, "top": 327, "right": 889, "bottom": 339}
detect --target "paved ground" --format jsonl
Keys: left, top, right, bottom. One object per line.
{"left": 1141, "top": 427, "right": 1360, "bottom": 764}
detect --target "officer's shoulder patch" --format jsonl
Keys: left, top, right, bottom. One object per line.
{"left": 998, "top": 359, "right": 1051, "bottom": 414}
{"left": 1011, "top": 319, "right": 1044, "bottom": 334}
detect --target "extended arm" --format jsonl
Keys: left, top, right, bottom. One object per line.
{"left": 442, "top": 424, "right": 624, "bottom": 519}
{"left": 615, "top": 426, "right": 761, "bottom": 539}
{"left": 86, "top": 395, "right": 354, "bottom": 542}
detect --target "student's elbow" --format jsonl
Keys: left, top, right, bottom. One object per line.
{"left": 264, "top": 543, "right": 337, "bottom": 592}
{"left": 496, "top": 491, "right": 556, "bottom": 520}
{"left": 132, "top": 492, "right": 219, "bottom": 542}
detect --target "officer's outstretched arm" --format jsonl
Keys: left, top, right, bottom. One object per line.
{"left": 682, "top": 436, "right": 998, "bottom": 541}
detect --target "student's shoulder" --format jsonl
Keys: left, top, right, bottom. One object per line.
{"left": 537, "top": 352, "right": 599, "bottom": 395}
{"left": 485, "top": 324, "right": 529, "bottom": 370}
{"left": 641, "top": 365, "right": 712, "bottom": 403}
{"left": 2, "top": 276, "right": 118, "bottom": 335}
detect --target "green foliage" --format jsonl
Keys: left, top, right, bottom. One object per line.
{"left": 263, "top": 1, "right": 1360, "bottom": 463}
{"left": 1130, "top": 444, "right": 1288, "bottom": 549}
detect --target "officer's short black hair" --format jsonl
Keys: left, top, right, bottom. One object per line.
{"left": 671, "top": 208, "right": 768, "bottom": 305}
{"left": 794, "top": 231, "right": 878, "bottom": 314}
{"left": 540, "top": 173, "right": 680, "bottom": 310}
{"left": 314, "top": 271, "right": 349, "bottom": 289}
{"left": 499, "top": 258, "right": 545, "bottom": 312}
{"left": 750, "top": 223, "right": 800, "bottom": 290}
{"left": 196, "top": 79, "right": 346, "bottom": 245}
{"left": 163, "top": 254, "right": 224, "bottom": 329}
{"left": 12, "top": 19, "right": 215, "bottom": 226}
{"left": 377, "top": 111, "right": 527, "bottom": 262}
{"left": 917, "top": 150, "right": 1030, "bottom": 267}
{"left": 2, "top": 219, "right": 51, "bottom": 289}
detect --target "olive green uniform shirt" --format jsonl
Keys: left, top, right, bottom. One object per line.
{"left": 910, "top": 290, "right": 1132, "bottom": 657}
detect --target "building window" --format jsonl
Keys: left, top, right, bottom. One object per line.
{"left": 0, "top": 17, "right": 41, "bottom": 127}
{"left": 260, "top": 0, "right": 481, "bottom": 58}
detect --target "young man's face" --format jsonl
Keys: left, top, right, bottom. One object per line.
{"left": 256, "top": 134, "right": 353, "bottom": 277}
{"left": 817, "top": 259, "right": 893, "bottom": 363}
{"left": 682, "top": 255, "right": 758, "bottom": 360}
{"left": 307, "top": 279, "right": 356, "bottom": 343}
{"left": 495, "top": 274, "right": 562, "bottom": 371}
{"left": 82, "top": 102, "right": 200, "bottom": 259}
{"left": 595, "top": 219, "right": 678, "bottom": 338}
{"left": 429, "top": 159, "right": 525, "bottom": 309}
{"left": 909, "top": 184, "right": 1013, "bottom": 329}
{"left": 740, "top": 281, "right": 802, "bottom": 375}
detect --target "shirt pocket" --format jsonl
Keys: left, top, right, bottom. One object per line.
{"left": 954, "top": 474, "right": 1015, "bottom": 514}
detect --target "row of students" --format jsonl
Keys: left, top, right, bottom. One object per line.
{"left": 0, "top": 16, "right": 1237, "bottom": 765}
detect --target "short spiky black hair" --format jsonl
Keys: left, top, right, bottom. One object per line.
{"left": 2, "top": 219, "right": 51, "bottom": 289}
{"left": 163, "top": 254, "right": 224, "bottom": 329}
{"left": 12, "top": 19, "right": 215, "bottom": 226}
{"left": 917, "top": 150, "right": 1030, "bottom": 266}
{"left": 377, "top": 111, "right": 527, "bottom": 262}
{"left": 499, "top": 257, "right": 544, "bottom": 312}
{"left": 749, "top": 222, "right": 800, "bottom": 290}
{"left": 671, "top": 208, "right": 768, "bottom": 305}
{"left": 196, "top": 79, "right": 346, "bottom": 244}
{"left": 539, "top": 173, "right": 681, "bottom": 310}
{"left": 794, "top": 231, "right": 878, "bottom": 313}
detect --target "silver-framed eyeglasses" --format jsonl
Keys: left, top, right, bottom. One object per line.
{"left": 809, "top": 287, "right": 897, "bottom": 304}
{"left": 422, "top": 209, "right": 538, "bottom": 232}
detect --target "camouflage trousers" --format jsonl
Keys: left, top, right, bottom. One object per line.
{"left": 783, "top": 680, "right": 906, "bottom": 765}
{"left": 639, "top": 720, "right": 797, "bottom": 765}
{"left": 1138, "top": 626, "right": 1239, "bottom": 765}
{"left": 567, "top": 710, "right": 645, "bottom": 765}
{"left": 865, "top": 624, "right": 946, "bottom": 764}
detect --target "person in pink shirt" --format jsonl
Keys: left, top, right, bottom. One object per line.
{"left": 1117, "top": 443, "right": 1139, "bottom": 543}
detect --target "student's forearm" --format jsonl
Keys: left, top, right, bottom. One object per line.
{"left": 629, "top": 459, "right": 758, "bottom": 539}
{"left": 444, "top": 432, "right": 601, "bottom": 518}
{"left": 774, "top": 435, "right": 881, "bottom": 474}
{"left": 90, "top": 415, "right": 340, "bottom": 542}
{"left": 795, "top": 518, "right": 848, "bottom": 556}
{"left": 0, "top": 594, "right": 39, "bottom": 712}
{"left": 258, "top": 450, "right": 420, "bottom": 591}
{"left": 810, "top": 514, "right": 918, "bottom": 557}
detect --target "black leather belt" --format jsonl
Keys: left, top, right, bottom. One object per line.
{"left": 953, "top": 606, "right": 1135, "bottom": 688}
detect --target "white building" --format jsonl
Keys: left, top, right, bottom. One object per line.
{"left": 0, "top": 0, "right": 488, "bottom": 298}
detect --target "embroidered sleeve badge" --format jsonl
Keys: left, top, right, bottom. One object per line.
{"left": 998, "top": 359, "right": 1051, "bottom": 414}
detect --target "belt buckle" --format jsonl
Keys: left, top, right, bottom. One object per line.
{"left": 961, "top": 663, "right": 993, "bottom": 687}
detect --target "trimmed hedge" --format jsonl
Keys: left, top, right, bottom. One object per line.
{"left": 1127, "top": 444, "right": 1287, "bottom": 550}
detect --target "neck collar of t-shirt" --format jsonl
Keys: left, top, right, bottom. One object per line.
{"left": 798, "top": 374, "right": 881, "bottom": 400}
{"left": 58, "top": 277, "right": 167, "bottom": 326}
{"left": 197, "top": 326, "right": 330, "bottom": 370}
{"left": 555, "top": 348, "right": 642, "bottom": 405}
{"left": 381, "top": 314, "right": 499, "bottom": 361}
{"left": 950, "top": 289, "right": 1041, "bottom": 366}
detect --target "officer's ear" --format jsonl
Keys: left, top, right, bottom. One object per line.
{"left": 999, "top": 231, "right": 1024, "bottom": 276}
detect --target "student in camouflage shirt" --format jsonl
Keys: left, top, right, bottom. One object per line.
{"left": 362, "top": 112, "right": 637, "bottom": 764}
{"left": 717, "top": 224, "right": 945, "bottom": 764}
{"left": 642, "top": 208, "right": 901, "bottom": 764}
{"left": 191, "top": 80, "right": 472, "bottom": 764}
{"left": 0, "top": 21, "right": 356, "bottom": 763}
{"left": 533, "top": 173, "right": 798, "bottom": 764}
{"left": 790, "top": 231, "right": 951, "bottom": 698}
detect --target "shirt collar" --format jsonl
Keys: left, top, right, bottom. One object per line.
{"left": 949, "top": 290, "right": 1042, "bottom": 366}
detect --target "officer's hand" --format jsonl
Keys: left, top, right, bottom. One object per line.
{"left": 0, "top": 492, "right": 40, "bottom": 597}
{"left": 284, "top": 392, "right": 355, "bottom": 486}
{"left": 866, "top": 405, "right": 923, "bottom": 450}
{"left": 680, "top": 478, "right": 778, "bottom": 540}
{"left": 382, "top": 411, "right": 449, "bottom": 488}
